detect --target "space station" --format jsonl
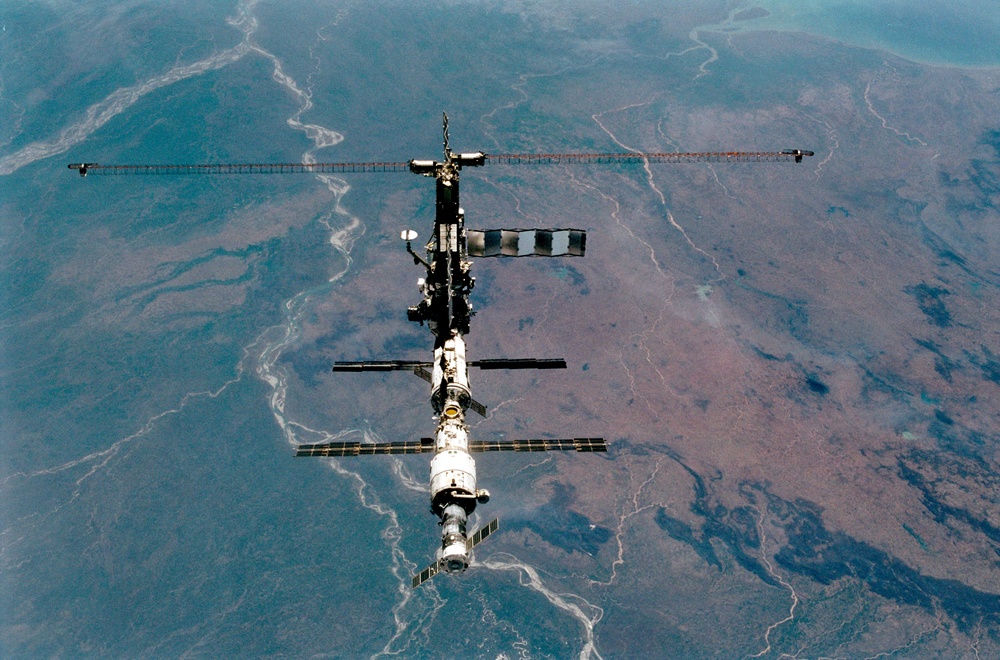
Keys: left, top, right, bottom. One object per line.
{"left": 70, "top": 114, "right": 812, "bottom": 587}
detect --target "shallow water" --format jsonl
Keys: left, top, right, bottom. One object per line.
{"left": 722, "top": 0, "right": 1000, "bottom": 68}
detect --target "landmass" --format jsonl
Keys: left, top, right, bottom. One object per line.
{"left": 2, "top": 1, "right": 997, "bottom": 657}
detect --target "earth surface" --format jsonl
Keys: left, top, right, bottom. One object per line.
{"left": 2, "top": 1, "right": 999, "bottom": 657}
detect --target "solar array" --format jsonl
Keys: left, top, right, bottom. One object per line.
{"left": 295, "top": 437, "right": 607, "bottom": 457}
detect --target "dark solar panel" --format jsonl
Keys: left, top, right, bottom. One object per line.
{"left": 467, "top": 518, "right": 499, "bottom": 550}
{"left": 469, "top": 399, "right": 487, "bottom": 417}
{"left": 412, "top": 562, "right": 440, "bottom": 589}
{"left": 294, "top": 439, "right": 435, "bottom": 457}
{"left": 331, "top": 360, "right": 431, "bottom": 372}
{"left": 469, "top": 438, "right": 606, "bottom": 452}
{"left": 471, "top": 358, "right": 566, "bottom": 370}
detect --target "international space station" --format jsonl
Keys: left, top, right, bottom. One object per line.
{"left": 70, "top": 114, "right": 811, "bottom": 587}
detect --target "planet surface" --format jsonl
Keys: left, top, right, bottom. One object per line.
{"left": 2, "top": 1, "right": 998, "bottom": 657}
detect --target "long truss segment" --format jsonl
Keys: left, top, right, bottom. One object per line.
{"left": 486, "top": 150, "right": 814, "bottom": 165}
{"left": 67, "top": 162, "right": 411, "bottom": 176}
{"left": 67, "top": 149, "right": 812, "bottom": 176}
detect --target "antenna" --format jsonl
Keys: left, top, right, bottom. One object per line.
{"left": 443, "top": 112, "right": 452, "bottom": 159}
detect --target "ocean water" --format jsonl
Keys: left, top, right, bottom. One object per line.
{"left": 725, "top": 0, "right": 1000, "bottom": 67}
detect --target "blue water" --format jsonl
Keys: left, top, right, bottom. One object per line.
{"left": 728, "top": 0, "right": 1000, "bottom": 68}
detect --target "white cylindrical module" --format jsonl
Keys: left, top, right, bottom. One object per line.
{"left": 409, "top": 159, "right": 436, "bottom": 174}
{"left": 430, "top": 449, "right": 477, "bottom": 500}
{"left": 435, "top": 416, "right": 469, "bottom": 452}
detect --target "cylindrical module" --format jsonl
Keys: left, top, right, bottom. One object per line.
{"left": 429, "top": 446, "right": 477, "bottom": 513}
{"left": 438, "top": 504, "right": 470, "bottom": 573}
{"left": 427, "top": 332, "right": 484, "bottom": 570}
{"left": 431, "top": 336, "right": 471, "bottom": 415}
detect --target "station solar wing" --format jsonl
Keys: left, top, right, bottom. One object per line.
{"left": 412, "top": 561, "right": 441, "bottom": 589}
{"left": 331, "top": 360, "right": 430, "bottom": 372}
{"left": 412, "top": 365, "right": 433, "bottom": 383}
{"left": 467, "top": 518, "right": 499, "bottom": 550}
{"left": 295, "top": 437, "right": 435, "bottom": 457}
{"left": 469, "top": 398, "right": 488, "bottom": 417}
{"left": 467, "top": 229, "right": 586, "bottom": 257}
{"left": 469, "top": 358, "right": 566, "bottom": 370}
{"left": 330, "top": 360, "right": 435, "bottom": 383}
{"left": 469, "top": 437, "right": 606, "bottom": 452}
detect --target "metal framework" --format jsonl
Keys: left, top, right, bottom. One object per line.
{"left": 68, "top": 148, "right": 811, "bottom": 177}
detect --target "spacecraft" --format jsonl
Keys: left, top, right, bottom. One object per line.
{"left": 69, "top": 113, "right": 811, "bottom": 587}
